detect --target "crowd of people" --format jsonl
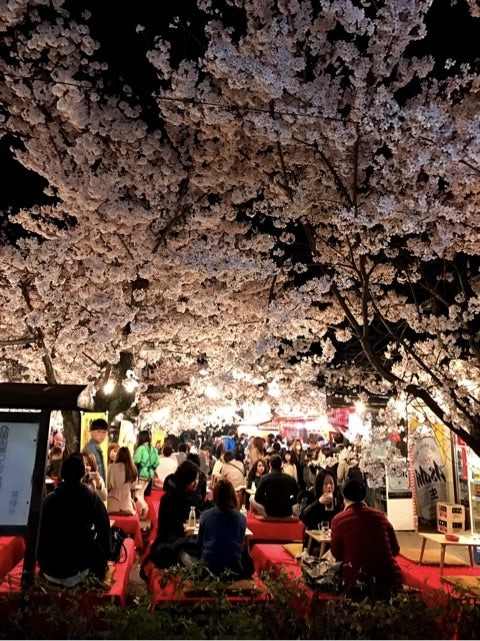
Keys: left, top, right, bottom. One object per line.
{"left": 40, "top": 424, "right": 402, "bottom": 600}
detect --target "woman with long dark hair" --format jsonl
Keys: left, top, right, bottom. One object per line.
{"left": 142, "top": 460, "right": 204, "bottom": 572}
{"left": 107, "top": 446, "right": 138, "bottom": 515}
{"left": 197, "top": 479, "right": 253, "bottom": 578}
{"left": 245, "top": 458, "right": 268, "bottom": 509}
{"left": 299, "top": 468, "right": 343, "bottom": 532}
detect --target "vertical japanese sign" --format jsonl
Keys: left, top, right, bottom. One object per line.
{"left": 412, "top": 426, "right": 447, "bottom": 521}
{"left": 0, "top": 417, "right": 40, "bottom": 527}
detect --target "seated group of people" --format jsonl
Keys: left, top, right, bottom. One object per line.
{"left": 144, "top": 454, "right": 402, "bottom": 600}
{"left": 39, "top": 433, "right": 403, "bottom": 601}
{"left": 144, "top": 459, "right": 254, "bottom": 579}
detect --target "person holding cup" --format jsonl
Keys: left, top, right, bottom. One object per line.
{"left": 299, "top": 468, "right": 343, "bottom": 539}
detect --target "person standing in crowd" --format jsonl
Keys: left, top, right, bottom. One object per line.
{"left": 133, "top": 430, "right": 160, "bottom": 520}
{"left": 219, "top": 451, "right": 246, "bottom": 490}
{"left": 250, "top": 454, "right": 299, "bottom": 518}
{"left": 176, "top": 442, "right": 188, "bottom": 466}
{"left": 219, "top": 451, "right": 247, "bottom": 509}
{"left": 292, "top": 438, "right": 306, "bottom": 489}
{"left": 330, "top": 480, "right": 403, "bottom": 600}
{"left": 211, "top": 448, "right": 225, "bottom": 488}
{"left": 248, "top": 436, "right": 266, "bottom": 470}
{"left": 82, "top": 451, "right": 108, "bottom": 501}
{"left": 107, "top": 446, "right": 138, "bottom": 515}
{"left": 337, "top": 446, "right": 364, "bottom": 492}
{"left": 197, "top": 479, "right": 254, "bottom": 578}
{"left": 38, "top": 454, "right": 111, "bottom": 586}
{"left": 46, "top": 446, "right": 64, "bottom": 483}
{"left": 303, "top": 434, "right": 322, "bottom": 490}
{"left": 154, "top": 443, "right": 178, "bottom": 489}
{"left": 83, "top": 418, "right": 109, "bottom": 482}
{"left": 282, "top": 449, "right": 298, "bottom": 482}
{"left": 265, "top": 433, "right": 276, "bottom": 455}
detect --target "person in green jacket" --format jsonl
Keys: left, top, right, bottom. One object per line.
{"left": 133, "top": 430, "right": 159, "bottom": 519}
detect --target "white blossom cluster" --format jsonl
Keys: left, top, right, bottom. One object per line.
{"left": 0, "top": 1, "right": 480, "bottom": 446}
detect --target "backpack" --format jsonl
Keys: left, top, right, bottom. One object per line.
{"left": 110, "top": 526, "right": 128, "bottom": 563}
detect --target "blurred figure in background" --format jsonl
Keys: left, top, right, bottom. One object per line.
{"left": 154, "top": 444, "right": 178, "bottom": 489}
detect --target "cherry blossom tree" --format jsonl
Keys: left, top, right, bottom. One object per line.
{"left": 1, "top": 0, "right": 480, "bottom": 454}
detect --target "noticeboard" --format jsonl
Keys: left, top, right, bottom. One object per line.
{"left": 0, "top": 413, "right": 42, "bottom": 530}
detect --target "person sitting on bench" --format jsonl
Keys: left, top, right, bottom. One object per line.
{"left": 197, "top": 479, "right": 254, "bottom": 579}
{"left": 38, "top": 454, "right": 111, "bottom": 587}
{"left": 250, "top": 454, "right": 299, "bottom": 518}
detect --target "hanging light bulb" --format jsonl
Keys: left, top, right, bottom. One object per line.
{"left": 103, "top": 379, "right": 115, "bottom": 395}
{"left": 122, "top": 369, "right": 139, "bottom": 394}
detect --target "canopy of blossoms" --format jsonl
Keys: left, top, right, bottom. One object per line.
{"left": 1, "top": 0, "right": 480, "bottom": 451}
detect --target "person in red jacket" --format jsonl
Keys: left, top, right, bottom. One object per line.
{"left": 330, "top": 479, "right": 403, "bottom": 600}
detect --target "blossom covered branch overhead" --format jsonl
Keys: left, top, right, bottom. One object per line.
{"left": 1, "top": 0, "right": 480, "bottom": 451}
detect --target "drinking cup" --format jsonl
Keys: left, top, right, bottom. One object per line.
{"left": 320, "top": 521, "right": 329, "bottom": 534}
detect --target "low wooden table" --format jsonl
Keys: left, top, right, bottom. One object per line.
{"left": 418, "top": 531, "right": 479, "bottom": 575}
{"left": 184, "top": 521, "right": 253, "bottom": 539}
{"left": 305, "top": 529, "right": 331, "bottom": 557}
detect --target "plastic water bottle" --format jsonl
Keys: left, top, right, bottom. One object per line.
{"left": 188, "top": 506, "right": 196, "bottom": 528}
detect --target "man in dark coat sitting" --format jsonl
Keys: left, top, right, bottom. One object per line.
{"left": 250, "top": 454, "right": 299, "bottom": 518}
{"left": 38, "top": 453, "right": 111, "bottom": 587}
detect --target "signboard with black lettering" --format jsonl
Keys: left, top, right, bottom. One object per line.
{"left": 413, "top": 433, "right": 447, "bottom": 521}
{"left": 0, "top": 413, "right": 42, "bottom": 529}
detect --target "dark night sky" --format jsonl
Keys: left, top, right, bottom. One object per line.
{"left": 0, "top": 0, "right": 479, "bottom": 217}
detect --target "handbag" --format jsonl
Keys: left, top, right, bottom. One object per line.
{"left": 110, "top": 526, "right": 128, "bottom": 563}
{"left": 301, "top": 557, "right": 343, "bottom": 593}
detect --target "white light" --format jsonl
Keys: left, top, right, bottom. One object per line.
{"left": 123, "top": 378, "right": 138, "bottom": 393}
{"left": 354, "top": 401, "right": 366, "bottom": 415}
{"left": 103, "top": 380, "right": 115, "bottom": 395}
{"left": 199, "top": 368, "right": 208, "bottom": 377}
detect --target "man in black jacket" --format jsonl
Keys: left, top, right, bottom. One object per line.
{"left": 250, "top": 454, "right": 299, "bottom": 518}
{"left": 38, "top": 454, "right": 111, "bottom": 587}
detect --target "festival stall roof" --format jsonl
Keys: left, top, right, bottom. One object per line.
{"left": 0, "top": 382, "right": 88, "bottom": 410}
